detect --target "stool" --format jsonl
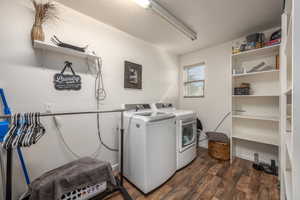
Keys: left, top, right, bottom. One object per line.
{"left": 206, "top": 132, "right": 230, "bottom": 161}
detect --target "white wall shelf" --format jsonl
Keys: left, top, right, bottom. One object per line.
{"left": 33, "top": 40, "right": 99, "bottom": 60}
{"left": 232, "top": 44, "right": 280, "bottom": 60}
{"left": 232, "top": 115, "right": 279, "bottom": 122}
{"left": 232, "top": 132, "right": 278, "bottom": 146}
{"left": 233, "top": 94, "right": 280, "bottom": 97}
{"left": 232, "top": 70, "right": 280, "bottom": 77}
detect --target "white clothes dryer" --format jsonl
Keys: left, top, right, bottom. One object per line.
{"left": 152, "top": 103, "right": 197, "bottom": 170}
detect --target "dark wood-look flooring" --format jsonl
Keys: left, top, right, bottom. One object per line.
{"left": 107, "top": 148, "right": 279, "bottom": 200}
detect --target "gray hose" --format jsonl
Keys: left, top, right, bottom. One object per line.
{"left": 53, "top": 116, "right": 101, "bottom": 159}
{"left": 94, "top": 55, "right": 118, "bottom": 152}
{"left": 88, "top": 54, "right": 117, "bottom": 152}
{"left": 53, "top": 53, "right": 117, "bottom": 159}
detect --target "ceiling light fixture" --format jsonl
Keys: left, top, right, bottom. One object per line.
{"left": 132, "top": 0, "right": 151, "bottom": 8}
{"left": 132, "top": 0, "right": 197, "bottom": 41}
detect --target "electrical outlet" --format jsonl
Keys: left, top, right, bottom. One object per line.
{"left": 45, "top": 103, "right": 53, "bottom": 113}
{"left": 254, "top": 153, "right": 259, "bottom": 164}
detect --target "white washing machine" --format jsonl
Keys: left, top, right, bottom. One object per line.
{"left": 152, "top": 103, "right": 197, "bottom": 170}
{"left": 122, "top": 104, "right": 176, "bottom": 194}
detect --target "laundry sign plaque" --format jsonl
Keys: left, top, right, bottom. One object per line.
{"left": 54, "top": 61, "right": 82, "bottom": 90}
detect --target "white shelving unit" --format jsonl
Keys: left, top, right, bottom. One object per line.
{"left": 233, "top": 94, "right": 280, "bottom": 97}
{"left": 232, "top": 114, "right": 279, "bottom": 122}
{"left": 33, "top": 40, "right": 99, "bottom": 60}
{"left": 232, "top": 69, "right": 280, "bottom": 77}
{"left": 285, "top": 131, "right": 292, "bottom": 160}
{"left": 230, "top": 35, "right": 281, "bottom": 165}
{"left": 232, "top": 44, "right": 280, "bottom": 59}
{"left": 232, "top": 131, "right": 279, "bottom": 146}
{"left": 285, "top": 169, "right": 293, "bottom": 200}
{"left": 280, "top": 0, "right": 296, "bottom": 199}
{"left": 284, "top": 86, "right": 293, "bottom": 95}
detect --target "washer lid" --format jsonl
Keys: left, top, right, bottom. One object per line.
{"left": 153, "top": 103, "right": 196, "bottom": 117}
{"left": 155, "top": 109, "right": 196, "bottom": 118}
{"left": 172, "top": 110, "right": 196, "bottom": 116}
{"left": 134, "top": 112, "right": 175, "bottom": 122}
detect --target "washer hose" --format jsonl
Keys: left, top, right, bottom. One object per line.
{"left": 53, "top": 53, "right": 118, "bottom": 159}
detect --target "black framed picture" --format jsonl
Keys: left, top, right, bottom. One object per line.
{"left": 124, "top": 61, "right": 142, "bottom": 89}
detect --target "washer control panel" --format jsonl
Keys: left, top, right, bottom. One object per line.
{"left": 124, "top": 104, "right": 151, "bottom": 111}
{"left": 155, "top": 103, "right": 173, "bottom": 109}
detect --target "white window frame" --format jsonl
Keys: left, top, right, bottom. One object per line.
{"left": 183, "top": 62, "right": 206, "bottom": 98}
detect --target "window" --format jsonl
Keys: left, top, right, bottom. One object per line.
{"left": 183, "top": 63, "right": 205, "bottom": 98}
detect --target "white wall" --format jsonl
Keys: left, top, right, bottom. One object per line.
{"left": 179, "top": 42, "right": 232, "bottom": 147}
{"left": 0, "top": 1, "right": 179, "bottom": 198}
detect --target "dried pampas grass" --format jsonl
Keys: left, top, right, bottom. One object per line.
{"left": 32, "top": 0, "right": 58, "bottom": 24}
{"left": 31, "top": 0, "right": 59, "bottom": 43}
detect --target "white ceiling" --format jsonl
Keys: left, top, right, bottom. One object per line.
{"left": 57, "top": 0, "right": 283, "bottom": 55}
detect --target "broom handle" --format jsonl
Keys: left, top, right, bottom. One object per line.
{"left": 214, "top": 112, "right": 231, "bottom": 132}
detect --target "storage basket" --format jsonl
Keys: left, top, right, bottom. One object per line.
{"left": 208, "top": 140, "right": 230, "bottom": 161}
{"left": 206, "top": 132, "right": 230, "bottom": 161}
{"left": 234, "top": 87, "right": 250, "bottom": 95}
